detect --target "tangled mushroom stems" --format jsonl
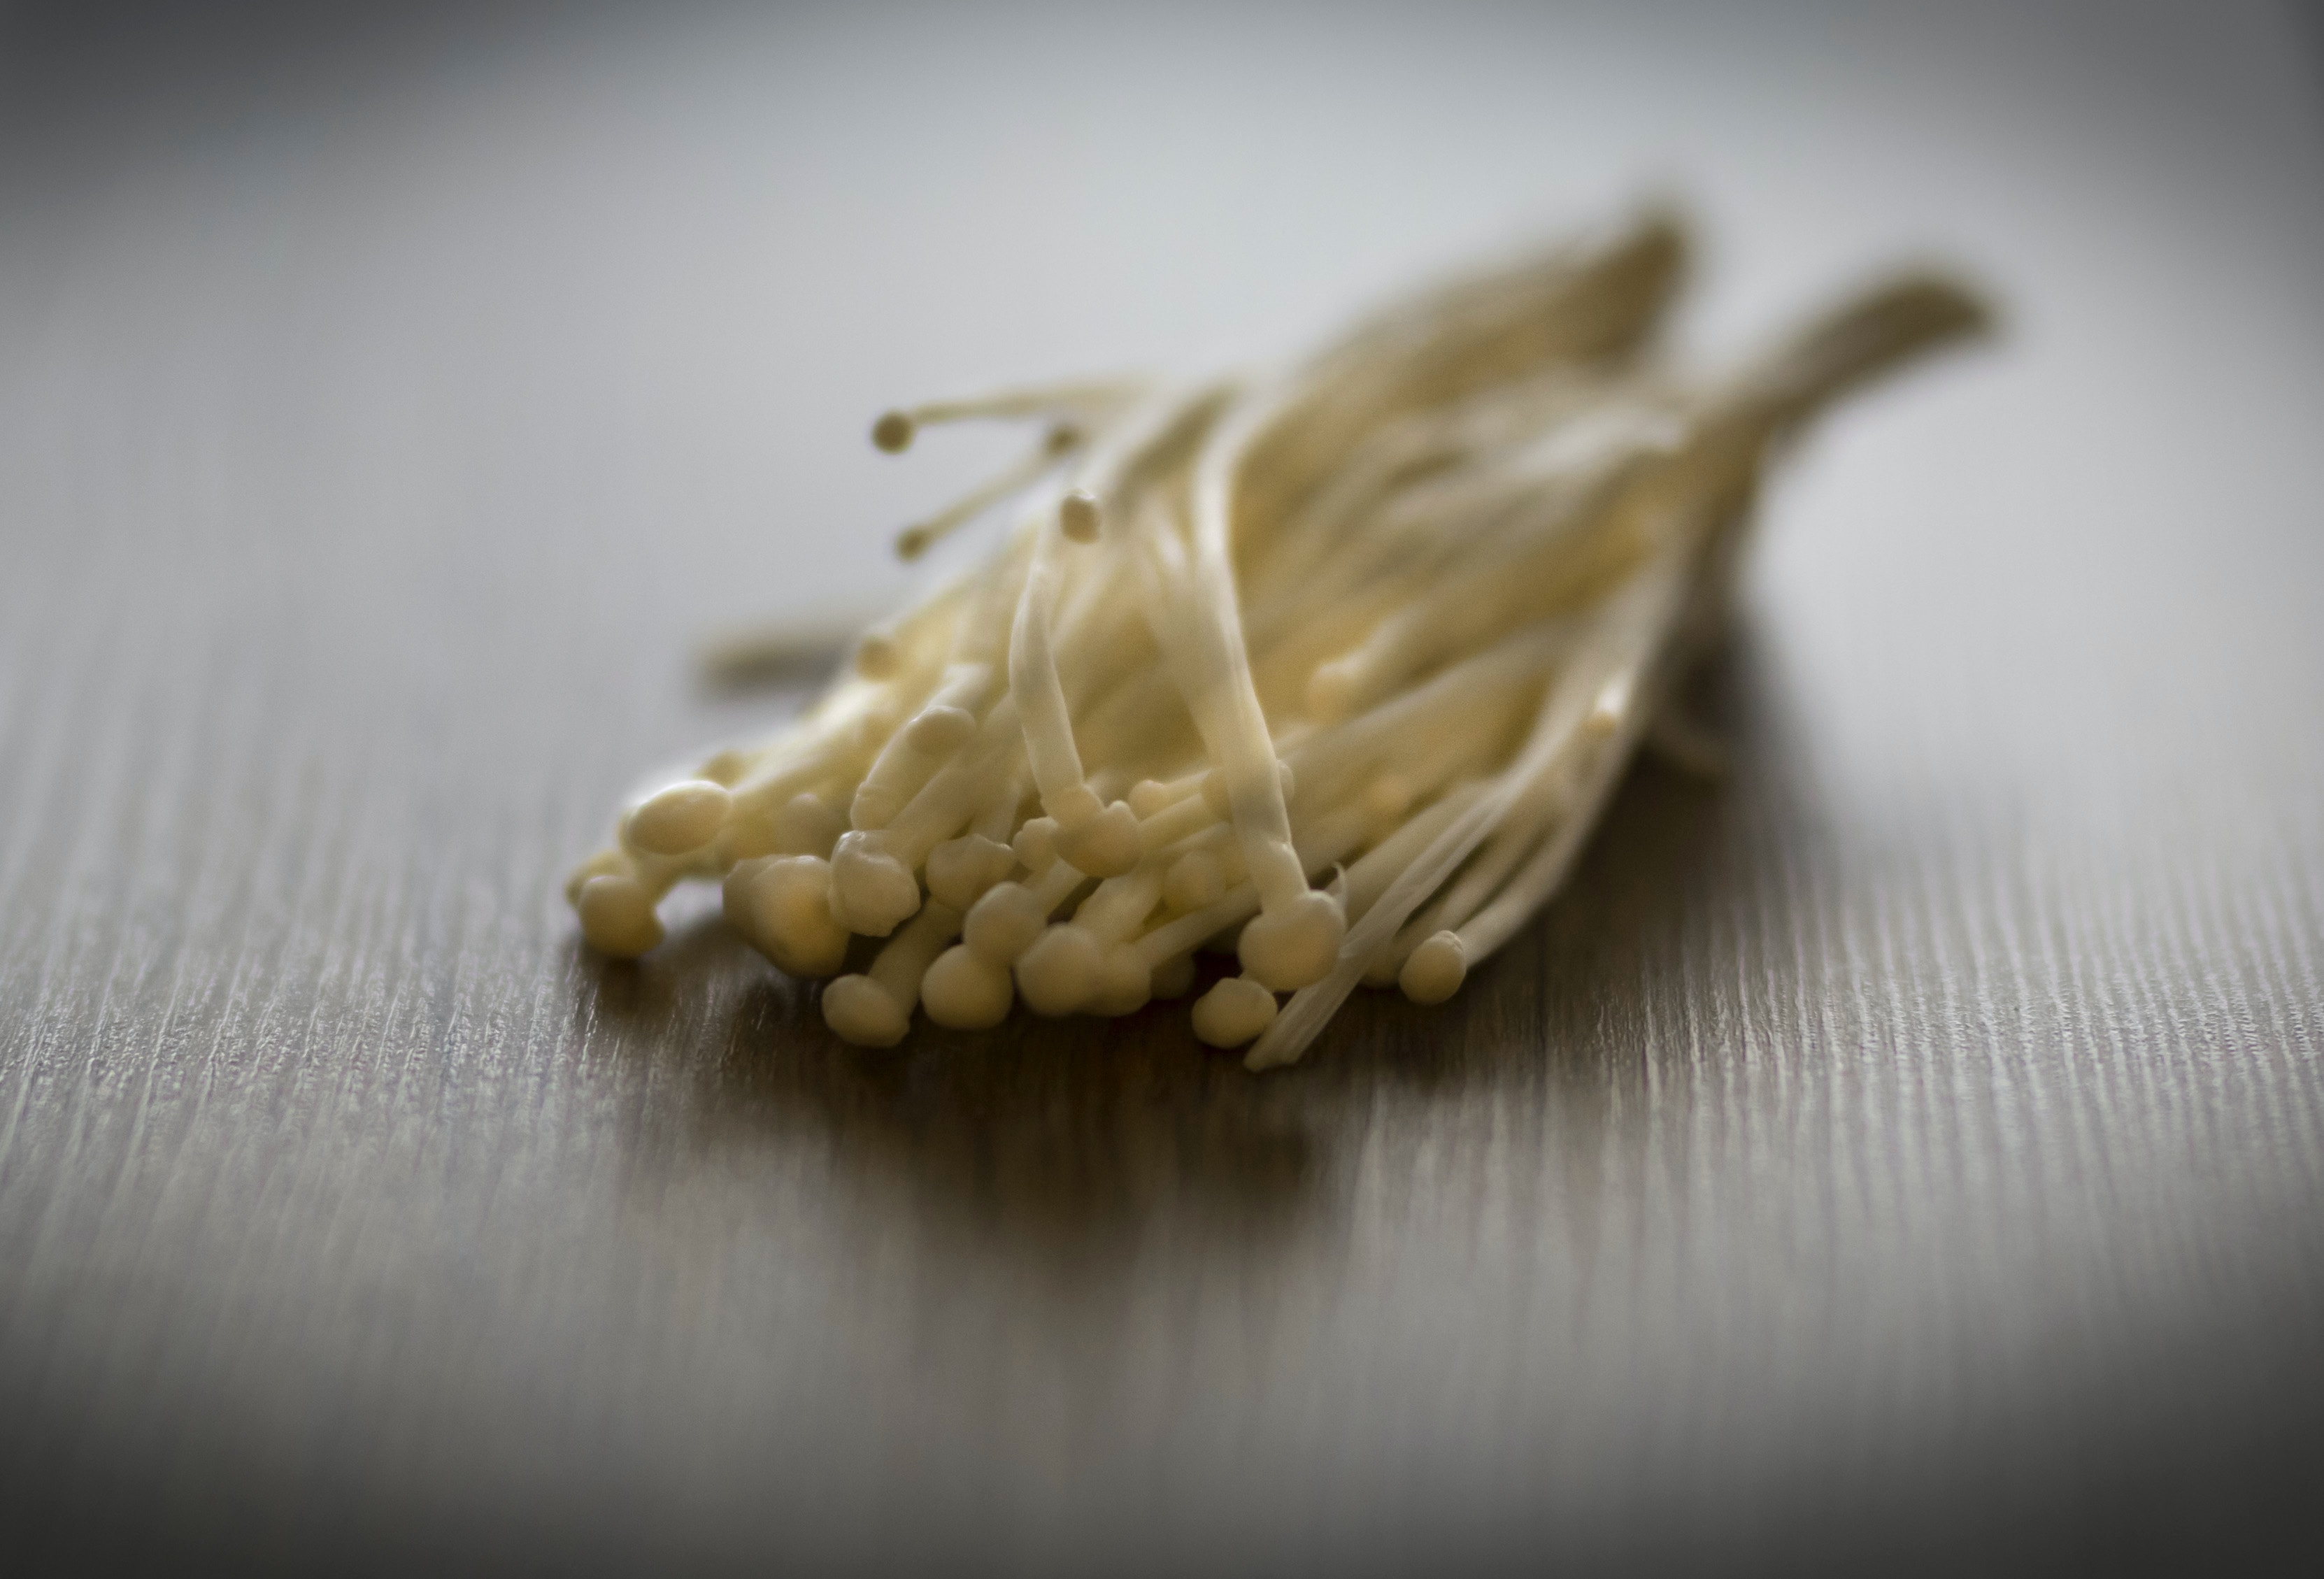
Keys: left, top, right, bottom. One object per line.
{"left": 569, "top": 203, "right": 1988, "bottom": 1069}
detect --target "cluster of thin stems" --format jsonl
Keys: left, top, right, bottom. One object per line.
{"left": 567, "top": 206, "right": 1986, "bottom": 1069}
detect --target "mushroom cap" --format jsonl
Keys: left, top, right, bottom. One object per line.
{"left": 1238, "top": 889, "right": 1346, "bottom": 992}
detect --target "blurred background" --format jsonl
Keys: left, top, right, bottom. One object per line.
{"left": 1, "top": 2, "right": 2321, "bottom": 1573}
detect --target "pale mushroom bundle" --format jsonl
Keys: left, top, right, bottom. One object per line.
{"left": 567, "top": 207, "right": 1986, "bottom": 1069}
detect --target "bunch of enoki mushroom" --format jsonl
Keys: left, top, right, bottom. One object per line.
{"left": 566, "top": 207, "right": 1986, "bottom": 1069}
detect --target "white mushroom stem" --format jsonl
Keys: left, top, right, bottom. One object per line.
{"left": 829, "top": 696, "right": 1032, "bottom": 935}
{"left": 897, "top": 429, "right": 1080, "bottom": 561}
{"left": 1247, "top": 550, "right": 1696, "bottom": 1071}
{"left": 1010, "top": 550, "right": 1097, "bottom": 827}
{"left": 850, "top": 662, "right": 993, "bottom": 830}
{"left": 1187, "top": 406, "right": 1322, "bottom": 925}
{"left": 1340, "top": 782, "right": 1487, "bottom": 922}
{"left": 822, "top": 901, "right": 963, "bottom": 1046}
{"left": 851, "top": 564, "right": 978, "bottom": 678}
{"left": 870, "top": 376, "right": 1153, "bottom": 452}
{"left": 1442, "top": 668, "right": 1660, "bottom": 968}
{"left": 1130, "top": 803, "right": 1369, "bottom": 971}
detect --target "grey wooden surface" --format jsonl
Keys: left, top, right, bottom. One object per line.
{"left": 3, "top": 3, "right": 2321, "bottom": 1573}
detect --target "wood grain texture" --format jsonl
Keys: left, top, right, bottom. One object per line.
{"left": 1, "top": 3, "right": 2321, "bottom": 1573}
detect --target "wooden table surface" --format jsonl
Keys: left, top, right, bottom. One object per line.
{"left": 3, "top": 3, "right": 2321, "bottom": 1572}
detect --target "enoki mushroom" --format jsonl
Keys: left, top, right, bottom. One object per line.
{"left": 567, "top": 206, "right": 1988, "bottom": 1069}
